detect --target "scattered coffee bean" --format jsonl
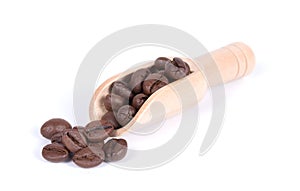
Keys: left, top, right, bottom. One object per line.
{"left": 40, "top": 118, "right": 128, "bottom": 168}
{"left": 40, "top": 118, "right": 72, "bottom": 139}
{"left": 129, "top": 68, "right": 151, "bottom": 93}
{"left": 103, "top": 138, "right": 128, "bottom": 162}
{"left": 42, "top": 143, "right": 70, "bottom": 163}
{"left": 51, "top": 131, "right": 64, "bottom": 143}
{"left": 73, "top": 147, "right": 103, "bottom": 168}
{"left": 88, "top": 142, "right": 105, "bottom": 160}
{"left": 88, "top": 141, "right": 104, "bottom": 150}
{"left": 62, "top": 129, "right": 87, "bottom": 153}
{"left": 84, "top": 120, "right": 114, "bottom": 142}
{"left": 143, "top": 73, "right": 169, "bottom": 95}
{"left": 116, "top": 105, "right": 136, "bottom": 126}
{"left": 154, "top": 57, "right": 171, "bottom": 70}
{"left": 132, "top": 93, "right": 148, "bottom": 110}
{"left": 101, "top": 111, "right": 121, "bottom": 129}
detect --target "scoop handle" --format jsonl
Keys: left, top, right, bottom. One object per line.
{"left": 196, "top": 42, "right": 255, "bottom": 85}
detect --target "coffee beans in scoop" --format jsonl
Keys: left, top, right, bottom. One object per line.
{"left": 101, "top": 57, "right": 191, "bottom": 128}
{"left": 40, "top": 118, "right": 128, "bottom": 168}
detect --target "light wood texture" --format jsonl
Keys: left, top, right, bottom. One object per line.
{"left": 89, "top": 42, "right": 255, "bottom": 136}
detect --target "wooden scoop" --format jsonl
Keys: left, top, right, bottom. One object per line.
{"left": 89, "top": 42, "right": 255, "bottom": 136}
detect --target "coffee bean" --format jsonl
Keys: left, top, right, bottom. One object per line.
{"left": 42, "top": 143, "right": 70, "bottom": 163}
{"left": 150, "top": 62, "right": 166, "bottom": 74}
{"left": 40, "top": 118, "right": 72, "bottom": 139}
{"left": 50, "top": 131, "right": 67, "bottom": 143}
{"left": 73, "top": 147, "right": 103, "bottom": 168}
{"left": 88, "top": 141, "right": 104, "bottom": 150}
{"left": 157, "top": 70, "right": 166, "bottom": 75}
{"left": 129, "top": 68, "right": 151, "bottom": 94}
{"left": 101, "top": 111, "right": 121, "bottom": 129}
{"left": 84, "top": 120, "right": 114, "bottom": 142}
{"left": 173, "top": 57, "right": 190, "bottom": 75}
{"left": 132, "top": 93, "right": 148, "bottom": 110}
{"left": 165, "top": 57, "right": 190, "bottom": 81}
{"left": 88, "top": 142, "right": 105, "bottom": 160}
{"left": 142, "top": 73, "right": 169, "bottom": 95}
{"left": 119, "top": 73, "right": 132, "bottom": 83}
{"left": 154, "top": 57, "right": 171, "bottom": 70}
{"left": 109, "top": 81, "right": 133, "bottom": 100}
{"left": 103, "top": 138, "right": 128, "bottom": 162}
{"left": 116, "top": 105, "right": 136, "bottom": 126}
{"left": 149, "top": 65, "right": 160, "bottom": 73}
{"left": 72, "top": 126, "right": 84, "bottom": 131}
{"left": 62, "top": 129, "right": 87, "bottom": 153}
{"left": 104, "top": 94, "right": 127, "bottom": 112}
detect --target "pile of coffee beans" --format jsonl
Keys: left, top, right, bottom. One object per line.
{"left": 41, "top": 118, "right": 128, "bottom": 168}
{"left": 101, "top": 57, "right": 191, "bottom": 128}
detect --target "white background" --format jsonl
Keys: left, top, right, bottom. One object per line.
{"left": 1, "top": 0, "right": 300, "bottom": 190}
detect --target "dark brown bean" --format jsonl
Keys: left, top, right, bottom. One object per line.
{"left": 40, "top": 118, "right": 72, "bottom": 139}
{"left": 62, "top": 129, "right": 87, "bottom": 153}
{"left": 42, "top": 143, "right": 70, "bottom": 163}
{"left": 84, "top": 120, "right": 114, "bottom": 142}
{"left": 119, "top": 73, "right": 132, "bottom": 83}
{"left": 101, "top": 111, "right": 121, "bottom": 129}
{"left": 88, "top": 142, "right": 105, "bottom": 160}
{"left": 88, "top": 141, "right": 104, "bottom": 150}
{"left": 132, "top": 93, "right": 148, "bottom": 110}
{"left": 154, "top": 57, "right": 171, "bottom": 70}
{"left": 129, "top": 68, "right": 151, "bottom": 94}
{"left": 116, "top": 105, "right": 136, "bottom": 126}
{"left": 73, "top": 147, "right": 103, "bottom": 168}
{"left": 51, "top": 131, "right": 64, "bottom": 143}
{"left": 109, "top": 81, "right": 133, "bottom": 100}
{"left": 103, "top": 138, "right": 128, "bottom": 162}
{"left": 142, "top": 73, "right": 169, "bottom": 95}
{"left": 165, "top": 57, "right": 190, "bottom": 81}
{"left": 104, "top": 94, "right": 127, "bottom": 111}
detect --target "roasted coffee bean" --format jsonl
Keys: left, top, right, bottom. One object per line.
{"left": 142, "top": 73, "right": 169, "bottom": 95}
{"left": 72, "top": 126, "right": 84, "bottom": 131}
{"left": 103, "top": 138, "right": 127, "bottom": 162}
{"left": 132, "top": 93, "right": 148, "bottom": 110}
{"left": 51, "top": 128, "right": 74, "bottom": 143}
{"left": 109, "top": 81, "right": 133, "bottom": 100}
{"left": 84, "top": 120, "right": 114, "bottom": 142}
{"left": 149, "top": 65, "right": 160, "bottom": 73}
{"left": 104, "top": 94, "right": 127, "bottom": 112}
{"left": 88, "top": 141, "right": 104, "bottom": 150}
{"left": 42, "top": 143, "right": 70, "bottom": 163}
{"left": 165, "top": 57, "right": 190, "bottom": 81}
{"left": 88, "top": 142, "right": 105, "bottom": 160}
{"left": 129, "top": 68, "right": 151, "bottom": 93}
{"left": 116, "top": 105, "right": 136, "bottom": 126}
{"left": 157, "top": 70, "right": 166, "bottom": 75}
{"left": 51, "top": 132, "right": 64, "bottom": 143}
{"left": 154, "top": 57, "right": 171, "bottom": 70}
{"left": 40, "top": 118, "right": 72, "bottom": 139}
{"left": 101, "top": 111, "right": 120, "bottom": 129}
{"left": 62, "top": 129, "right": 87, "bottom": 153}
{"left": 119, "top": 73, "right": 132, "bottom": 83}
{"left": 73, "top": 147, "right": 103, "bottom": 168}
